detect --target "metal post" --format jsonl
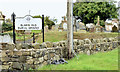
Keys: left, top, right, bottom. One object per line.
{"left": 67, "top": 0, "right": 73, "bottom": 59}
{"left": 33, "top": 33, "right": 35, "bottom": 43}
{"left": 42, "top": 15, "right": 44, "bottom": 42}
{"left": 11, "top": 13, "right": 16, "bottom": 44}
{"left": 24, "top": 30, "right": 25, "bottom": 43}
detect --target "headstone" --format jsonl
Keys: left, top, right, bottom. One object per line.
{"left": 0, "top": 34, "right": 13, "bottom": 43}
{"left": 44, "top": 26, "right": 48, "bottom": 32}
{"left": 63, "top": 23, "right": 67, "bottom": 30}
{"left": 96, "top": 16, "right": 101, "bottom": 32}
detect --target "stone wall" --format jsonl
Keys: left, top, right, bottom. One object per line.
{"left": 0, "top": 37, "right": 119, "bottom": 70}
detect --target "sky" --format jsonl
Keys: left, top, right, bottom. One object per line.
{"left": 0, "top": 0, "right": 120, "bottom": 24}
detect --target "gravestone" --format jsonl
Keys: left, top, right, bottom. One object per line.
{"left": 63, "top": 23, "right": 67, "bottom": 31}
{"left": 0, "top": 34, "right": 13, "bottom": 43}
{"left": 96, "top": 16, "right": 101, "bottom": 32}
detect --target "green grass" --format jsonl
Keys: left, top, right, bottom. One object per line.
{"left": 38, "top": 48, "right": 118, "bottom": 70}
{"left": 36, "top": 31, "right": 118, "bottom": 44}
{"left": 37, "top": 31, "right": 67, "bottom": 43}
{"left": 3, "top": 30, "right": 118, "bottom": 43}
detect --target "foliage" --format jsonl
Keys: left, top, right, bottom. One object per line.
{"left": 73, "top": 1, "right": 118, "bottom": 25}
{"left": 32, "top": 15, "right": 42, "bottom": 18}
{"left": 2, "top": 22, "right": 13, "bottom": 32}
{"left": 38, "top": 48, "right": 118, "bottom": 70}
{"left": 6, "top": 18, "right": 12, "bottom": 24}
{"left": 33, "top": 15, "right": 56, "bottom": 29}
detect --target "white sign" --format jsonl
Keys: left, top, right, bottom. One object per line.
{"left": 15, "top": 15, "right": 42, "bottom": 30}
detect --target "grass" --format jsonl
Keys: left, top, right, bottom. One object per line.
{"left": 38, "top": 48, "right": 119, "bottom": 70}
{"left": 36, "top": 31, "right": 118, "bottom": 44}
{"left": 37, "top": 31, "right": 67, "bottom": 43}
{"left": 3, "top": 30, "right": 118, "bottom": 43}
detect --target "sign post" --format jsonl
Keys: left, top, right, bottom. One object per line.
{"left": 42, "top": 15, "right": 44, "bottom": 42}
{"left": 11, "top": 12, "right": 16, "bottom": 44}
{"left": 33, "top": 33, "right": 35, "bottom": 43}
{"left": 24, "top": 30, "right": 25, "bottom": 43}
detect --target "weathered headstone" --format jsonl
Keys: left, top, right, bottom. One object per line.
{"left": 0, "top": 34, "right": 13, "bottom": 43}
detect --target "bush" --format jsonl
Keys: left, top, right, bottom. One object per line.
{"left": 2, "top": 22, "right": 13, "bottom": 32}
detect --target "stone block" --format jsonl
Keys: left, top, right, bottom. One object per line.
{"left": 44, "top": 55, "right": 48, "bottom": 61}
{"left": 53, "top": 55, "right": 60, "bottom": 60}
{"left": 1, "top": 43, "right": 7, "bottom": 50}
{"left": 33, "top": 58, "right": 39, "bottom": 65}
{"left": 84, "top": 39, "right": 91, "bottom": 44}
{"left": 16, "top": 43, "right": 22, "bottom": 50}
{"left": 79, "top": 40, "right": 84, "bottom": 45}
{"left": 91, "top": 39, "right": 96, "bottom": 44}
{"left": 1, "top": 57, "right": 10, "bottom": 62}
{"left": 26, "top": 59, "right": 33, "bottom": 65}
{"left": 33, "top": 43, "right": 40, "bottom": 49}
{"left": 1, "top": 65, "right": 10, "bottom": 69}
{"left": 19, "top": 56, "right": 27, "bottom": 63}
{"left": 1, "top": 51, "right": 7, "bottom": 57}
{"left": 43, "top": 61, "right": 47, "bottom": 66}
{"left": 22, "top": 63, "right": 30, "bottom": 70}
{"left": 40, "top": 43, "right": 47, "bottom": 48}
{"left": 12, "top": 62, "right": 22, "bottom": 70}
{"left": 11, "top": 58, "right": 19, "bottom": 62}
{"left": 45, "top": 41, "right": 53, "bottom": 48}
{"left": 49, "top": 52, "right": 55, "bottom": 58}
{"left": 53, "top": 42, "right": 58, "bottom": 47}
{"left": 55, "top": 49, "right": 61, "bottom": 55}
{"left": 6, "top": 51, "right": 13, "bottom": 57}
{"left": 13, "top": 51, "right": 22, "bottom": 56}
{"left": 6, "top": 44, "right": 15, "bottom": 50}
{"left": 38, "top": 57, "right": 44, "bottom": 63}
{"left": 22, "top": 51, "right": 30, "bottom": 56}
{"left": 21, "top": 43, "right": 33, "bottom": 49}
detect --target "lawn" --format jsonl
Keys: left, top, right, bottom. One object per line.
{"left": 36, "top": 31, "right": 118, "bottom": 44}
{"left": 3, "top": 30, "right": 118, "bottom": 43}
{"left": 38, "top": 47, "right": 119, "bottom": 70}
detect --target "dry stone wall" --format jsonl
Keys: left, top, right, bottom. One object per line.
{"left": 0, "top": 37, "right": 119, "bottom": 70}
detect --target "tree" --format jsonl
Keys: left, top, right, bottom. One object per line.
{"left": 73, "top": 1, "right": 118, "bottom": 26}
{"left": 6, "top": 18, "right": 12, "bottom": 24}
{"left": 2, "top": 22, "right": 13, "bottom": 32}
{"left": 51, "top": 17, "right": 58, "bottom": 23}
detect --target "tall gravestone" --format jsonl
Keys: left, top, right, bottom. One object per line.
{"left": 96, "top": 16, "right": 101, "bottom": 32}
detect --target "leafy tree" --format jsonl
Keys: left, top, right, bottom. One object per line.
{"left": 73, "top": 0, "right": 118, "bottom": 26}
{"left": 51, "top": 17, "right": 58, "bottom": 23}
{"left": 6, "top": 18, "right": 12, "bottom": 24}
{"left": 2, "top": 22, "right": 13, "bottom": 32}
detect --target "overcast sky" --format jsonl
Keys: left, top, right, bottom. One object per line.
{"left": 0, "top": 0, "right": 119, "bottom": 24}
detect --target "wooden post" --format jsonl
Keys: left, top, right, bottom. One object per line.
{"left": 67, "top": 0, "right": 73, "bottom": 59}
{"left": 118, "top": 2, "right": 120, "bottom": 71}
